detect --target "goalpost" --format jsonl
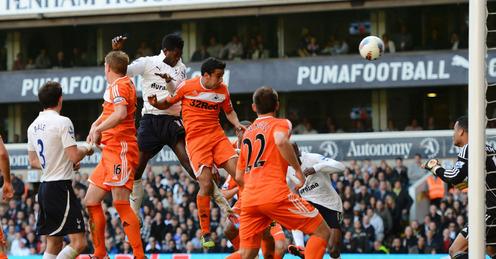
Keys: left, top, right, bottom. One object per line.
{"left": 468, "top": 0, "right": 487, "bottom": 258}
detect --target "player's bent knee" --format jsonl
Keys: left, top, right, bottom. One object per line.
{"left": 71, "top": 234, "right": 87, "bottom": 252}
{"left": 313, "top": 221, "right": 331, "bottom": 240}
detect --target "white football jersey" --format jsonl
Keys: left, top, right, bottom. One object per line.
{"left": 27, "top": 110, "right": 77, "bottom": 182}
{"left": 286, "top": 152, "right": 345, "bottom": 212}
{"left": 127, "top": 51, "right": 187, "bottom": 116}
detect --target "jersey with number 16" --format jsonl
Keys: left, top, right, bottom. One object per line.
{"left": 27, "top": 110, "right": 78, "bottom": 182}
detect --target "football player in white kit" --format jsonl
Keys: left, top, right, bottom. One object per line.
{"left": 27, "top": 82, "right": 94, "bottom": 259}
{"left": 287, "top": 143, "right": 345, "bottom": 259}
{"left": 111, "top": 34, "right": 232, "bottom": 219}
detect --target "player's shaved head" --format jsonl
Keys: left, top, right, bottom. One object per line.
{"left": 105, "top": 51, "right": 129, "bottom": 75}
{"left": 253, "top": 86, "right": 278, "bottom": 114}
{"left": 38, "top": 81, "right": 62, "bottom": 109}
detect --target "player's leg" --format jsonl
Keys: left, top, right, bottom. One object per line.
{"left": 224, "top": 220, "right": 240, "bottom": 251}
{"left": 328, "top": 228, "right": 342, "bottom": 259}
{"left": 112, "top": 186, "right": 145, "bottom": 259}
{"left": 45, "top": 236, "right": 64, "bottom": 259}
{"left": 288, "top": 230, "right": 305, "bottom": 258}
{"left": 132, "top": 115, "right": 164, "bottom": 218}
{"left": 56, "top": 182, "right": 88, "bottom": 259}
{"left": 266, "top": 194, "right": 330, "bottom": 259}
{"left": 261, "top": 228, "right": 275, "bottom": 258}
{"left": 56, "top": 233, "right": 86, "bottom": 259}
{"left": 449, "top": 231, "right": 468, "bottom": 259}
{"left": 130, "top": 149, "right": 155, "bottom": 217}
{"left": 196, "top": 166, "right": 216, "bottom": 247}
{"left": 270, "top": 224, "right": 286, "bottom": 259}
{"left": 171, "top": 136, "right": 196, "bottom": 179}
{"left": 84, "top": 182, "right": 109, "bottom": 259}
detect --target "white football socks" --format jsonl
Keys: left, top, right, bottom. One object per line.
{"left": 56, "top": 246, "right": 78, "bottom": 259}
{"left": 130, "top": 179, "right": 144, "bottom": 216}
{"left": 43, "top": 253, "right": 57, "bottom": 259}
{"left": 292, "top": 229, "right": 305, "bottom": 247}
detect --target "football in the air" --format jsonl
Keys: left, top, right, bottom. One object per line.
{"left": 359, "top": 36, "right": 384, "bottom": 61}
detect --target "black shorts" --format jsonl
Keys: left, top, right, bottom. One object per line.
{"left": 309, "top": 201, "right": 342, "bottom": 229}
{"left": 137, "top": 114, "right": 185, "bottom": 154}
{"left": 460, "top": 214, "right": 496, "bottom": 245}
{"left": 36, "top": 180, "right": 85, "bottom": 236}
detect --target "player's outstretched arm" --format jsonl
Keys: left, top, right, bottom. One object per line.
{"left": 315, "top": 159, "right": 346, "bottom": 175}
{"left": 0, "top": 137, "right": 13, "bottom": 201}
{"left": 274, "top": 131, "right": 304, "bottom": 190}
{"left": 64, "top": 145, "right": 93, "bottom": 165}
{"left": 424, "top": 158, "right": 468, "bottom": 188}
{"left": 111, "top": 35, "right": 127, "bottom": 51}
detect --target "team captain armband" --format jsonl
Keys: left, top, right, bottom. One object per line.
{"left": 113, "top": 96, "right": 127, "bottom": 105}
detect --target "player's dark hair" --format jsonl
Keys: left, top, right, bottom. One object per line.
{"left": 456, "top": 115, "right": 468, "bottom": 131}
{"left": 38, "top": 81, "right": 62, "bottom": 109}
{"left": 201, "top": 57, "right": 226, "bottom": 75}
{"left": 162, "top": 34, "right": 184, "bottom": 51}
{"left": 253, "top": 86, "right": 278, "bottom": 114}
{"left": 105, "top": 51, "right": 129, "bottom": 75}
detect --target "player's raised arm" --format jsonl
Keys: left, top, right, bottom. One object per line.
{"left": 312, "top": 158, "right": 346, "bottom": 175}
{"left": 0, "top": 137, "right": 13, "bottom": 201}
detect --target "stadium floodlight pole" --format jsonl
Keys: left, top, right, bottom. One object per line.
{"left": 468, "top": 0, "right": 487, "bottom": 258}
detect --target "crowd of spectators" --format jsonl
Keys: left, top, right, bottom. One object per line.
{"left": 6, "top": 47, "right": 97, "bottom": 71}
{"left": 0, "top": 154, "right": 468, "bottom": 255}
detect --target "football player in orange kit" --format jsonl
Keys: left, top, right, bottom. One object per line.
{"left": 148, "top": 57, "right": 245, "bottom": 248}
{"left": 84, "top": 51, "right": 144, "bottom": 259}
{"left": 222, "top": 120, "right": 287, "bottom": 258}
{"left": 227, "top": 86, "right": 330, "bottom": 259}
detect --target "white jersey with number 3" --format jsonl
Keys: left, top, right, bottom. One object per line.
{"left": 286, "top": 152, "right": 345, "bottom": 212}
{"left": 27, "top": 110, "right": 77, "bottom": 182}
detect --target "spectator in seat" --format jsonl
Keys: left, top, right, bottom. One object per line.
{"left": 405, "top": 119, "right": 423, "bottom": 131}
{"left": 352, "top": 220, "right": 370, "bottom": 253}
{"left": 53, "top": 51, "right": 70, "bottom": 68}
{"left": 408, "top": 153, "right": 425, "bottom": 183}
{"left": 145, "top": 237, "right": 161, "bottom": 253}
{"left": 390, "top": 237, "right": 406, "bottom": 254}
{"left": 393, "top": 158, "right": 409, "bottom": 186}
{"left": 394, "top": 24, "right": 413, "bottom": 51}
{"left": 35, "top": 49, "right": 51, "bottom": 69}
{"left": 221, "top": 35, "right": 243, "bottom": 60}
{"left": 297, "top": 27, "right": 311, "bottom": 57}
{"left": 190, "top": 45, "right": 210, "bottom": 62}
{"left": 306, "top": 36, "right": 320, "bottom": 56}
{"left": 135, "top": 41, "right": 153, "bottom": 59}
{"left": 12, "top": 52, "right": 25, "bottom": 70}
{"left": 382, "top": 33, "right": 396, "bottom": 53}
{"left": 450, "top": 32, "right": 460, "bottom": 50}
{"left": 331, "top": 37, "right": 349, "bottom": 55}
{"left": 207, "top": 36, "right": 223, "bottom": 58}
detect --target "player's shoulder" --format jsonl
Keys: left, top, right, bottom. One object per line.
{"left": 458, "top": 144, "right": 468, "bottom": 159}
{"left": 175, "top": 59, "right": 187, "bottom": 70}
{"left": 272, "top": 117, "right": 292, "bottom": 129}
